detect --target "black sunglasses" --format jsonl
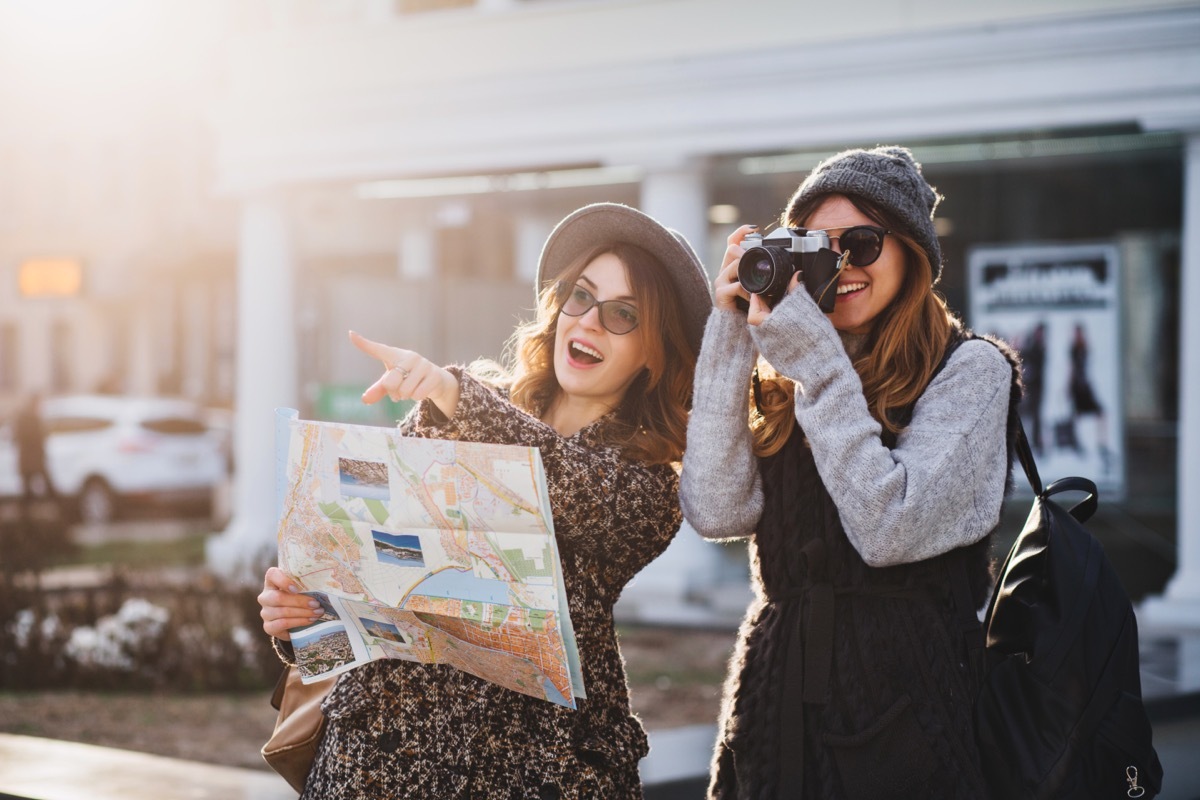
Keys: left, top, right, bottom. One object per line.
{"left": 559, "top": 284, "right": 640, "bottom": 335}
{"left": 824, "top": 225, "right": 890, "bottom": 267}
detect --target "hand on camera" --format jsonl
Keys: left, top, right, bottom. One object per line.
{"left": 349, "top": 331, "right": 460, "bottom": 418}
{"left": 716, "top": 225, "right": 801, "bottom": 327}
{"left": 715, "top": 225, "right": 756, "bottom": 314}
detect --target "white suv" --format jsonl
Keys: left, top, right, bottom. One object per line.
{"left": 0, "top": 395, "right": 228, "bottom": 523}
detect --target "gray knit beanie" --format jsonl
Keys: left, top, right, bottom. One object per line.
{"left": 786, "top": 145, "right": 944, "bottom": 284}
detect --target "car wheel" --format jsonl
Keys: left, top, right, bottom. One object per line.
{"left": 79, "top": 478, "right": 116, "bottom": 524}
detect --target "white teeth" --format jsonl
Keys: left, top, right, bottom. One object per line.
{"left": 837, "top": 282, "right": 868, "bottom": 295}
{"left": 570, "top": 341, "right": 603, "bottom": 361}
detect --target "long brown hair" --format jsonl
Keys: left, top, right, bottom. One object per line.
{"left": 751, "top": 194, "right": 955, "bottom": 457}
{"left": 480, "top": 242, "right": 696, "bottom": 465}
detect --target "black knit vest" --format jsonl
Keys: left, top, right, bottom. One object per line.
{"left": 712, "top": 328, "right": 1023, "bottom": 800}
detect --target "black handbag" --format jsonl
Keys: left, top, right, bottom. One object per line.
{"left": 972, "top": 421, "right": 1163, "bottom": 799}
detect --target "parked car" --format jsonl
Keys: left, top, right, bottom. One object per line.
{"left": 0, "top": 395, "right": 229, "bottom": 523}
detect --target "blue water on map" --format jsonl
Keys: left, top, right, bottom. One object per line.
{"left": 408, "top": 569, "right": 514, "bottom": 606}
{"left": 340, "top": 473, "right": 390, "bottom": 501}
{"left": 540, "top": 676, "right": 569, "bottom": 707}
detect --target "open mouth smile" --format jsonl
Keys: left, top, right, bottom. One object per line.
{"left": 836, "top": 281, "right": 868, "bottom": 298}
{"left": 568, "top": 339, "right": 604, "bottom": 365}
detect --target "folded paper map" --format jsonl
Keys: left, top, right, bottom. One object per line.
{"left": 274, "top": 408, "right": 584, "bottom": 708}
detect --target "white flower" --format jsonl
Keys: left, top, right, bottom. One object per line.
{"left": 231, "top": 624, "right": 259, "bottom": 669}
{"left": 8, "top": 608, "right": 61, "bottom": 651}
{"left": 10, "top": 609, "right": 35, "bottom": 649}
{"left": 63, "top": 598, "right": 170, "bottom": 672}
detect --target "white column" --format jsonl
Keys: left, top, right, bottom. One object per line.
{"left": 398, "top": 229, "right": 435, "bottom": 280}
{"left": 126, "top": 297, "right": 156, "bottom": 396}
{"left": 1141, "top": 132, "right": 1200, "bottom": 673}
{"left": 207, "top": 194, "right": 298, "bottom": 584}
{"left": 617, "top": 160, "right": 745, "bottom": 625}
{"left": 638, "top": 160, "right": 709, "bottom": 262}
{"left": 181, "top": 280, "right": 211, "bottom": 401}
{"left": 514, "top": 213, "right": 557, "bottom": 285}
{"left": 19, "top": 309, "right": 52, "bottom": 392}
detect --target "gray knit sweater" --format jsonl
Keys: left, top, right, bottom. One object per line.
{"left": 681, "top": 288, "right": 1013, "bottom": 567}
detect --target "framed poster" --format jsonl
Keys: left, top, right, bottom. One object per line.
{"left": 968, "top": 242, "right": 1124, "bottom": 498}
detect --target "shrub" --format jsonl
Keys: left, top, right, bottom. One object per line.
{"left": 0, "top": 576, "right": 278, "bottom": 692}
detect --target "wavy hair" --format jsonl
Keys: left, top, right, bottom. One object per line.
{"left": 475, "top": 243, "right": 697, "bottom": 465}
{"left": 751, "top": 194, "right": 956, "bottom": 457}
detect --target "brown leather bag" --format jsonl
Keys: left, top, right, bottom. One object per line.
{"left": 261, "top": 666, "right": 331, "bottom": 793}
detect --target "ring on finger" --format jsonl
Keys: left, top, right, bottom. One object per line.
{"left": 389, "top": 365, "right": 410, "bottom": 379}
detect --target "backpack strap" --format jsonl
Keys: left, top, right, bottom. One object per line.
{"left": 1013, "top": 416, "right": 1044, "bottom": 496}
{"left": 1015, "top": 414, "right": 1098, "bottom": 522}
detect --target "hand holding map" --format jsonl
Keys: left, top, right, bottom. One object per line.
{"left": 274, "top": 408, "right": 585, "bottom": 709}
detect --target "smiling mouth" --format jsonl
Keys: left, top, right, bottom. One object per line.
{"left": 837, "top": 282, "right": 868, "bottom": 296}
{"left": 569, "top": 340, "right": 604, "bottom": 364}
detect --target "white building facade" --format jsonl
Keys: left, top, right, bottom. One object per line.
{"left": 199, "top": 0, "right": 1200, "bottom": 635}
{"left": 2, "top": 0, "right": 1195, "bottom": 630}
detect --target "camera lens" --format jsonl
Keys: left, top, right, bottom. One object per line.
{"left": 737, "top": 245, "right": 793, "bottom": 305}
{"left": 740, "top": 254, "right": 775, "bottom": 294}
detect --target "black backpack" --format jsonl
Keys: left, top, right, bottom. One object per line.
{"left": 964, "top": 421, "right": 1163, "bottom": 799}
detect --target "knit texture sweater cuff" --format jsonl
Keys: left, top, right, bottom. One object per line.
{"left": 691, "top": 309, "right": 759, "bottom": 412}
{"left": 402, "top": 365, "right": 471, "bottom": 439}
{"left": 750, "top": 290, "right": 850, "bottom": 396}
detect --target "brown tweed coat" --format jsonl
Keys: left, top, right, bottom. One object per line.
{"left": 286, "top": 371, "right": 682, "bottom": 800}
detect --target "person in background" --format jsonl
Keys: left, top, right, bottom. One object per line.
{"left": 681, "top": 146, "right": 1022, "bottom": 798}
{"left": 1067, "top": 321, "right": 1111, "bottom": 471}
{"left": 258, "top": 203, "right": 713, "bottom": 799}
{"left": 14, "top": 391, "right": 56, "bottom": 506}
{"left": 1019, "top": 321, "right": 1046, "bottom": 455}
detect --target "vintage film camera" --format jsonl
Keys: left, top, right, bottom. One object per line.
{"left": 737, "top": 228, "right": 846, "bottom": 311}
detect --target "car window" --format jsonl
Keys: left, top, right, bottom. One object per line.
{"left": 140, "top": 417, "right": 207, "bottom": 435}
{"left": 45, "top": 416, "right": 113, "bottom": 434}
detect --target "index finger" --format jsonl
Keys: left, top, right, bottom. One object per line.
{"left": 348, "top": 330, "right": 400, "bottom": 366}
{"left": 726, "top": 224, "right": 758, "bottom": 247}
{"left": 265, "top": 566, "right": 298, "bottom": 592}
{"left": 721, "top": 243, "right": 745, "bottom": 273}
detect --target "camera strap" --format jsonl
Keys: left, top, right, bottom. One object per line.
{"left": 813, "top": 251, "right": 850, "bottom": 309}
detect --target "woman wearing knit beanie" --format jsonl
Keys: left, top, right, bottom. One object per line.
{"left": 681, "top": 146, "right": 1022, "bottom": 798}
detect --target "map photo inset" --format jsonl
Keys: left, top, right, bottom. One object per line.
{"left": 304, "top": 591, "right": 340, "bottom": 623}
{"left": 360, "top": 617, "right": 409, "bottom": 644}
{"left": 292, "top": 625, "right": 356, "bottom": 679}
{"left": 372, "top": 530, "right": 425, "bottom": 568}
{"left": 287, "top": 590, "right": 340, "bottom": 635}
{"left": 338, "top": 457, "right": 390, "bottom": 501}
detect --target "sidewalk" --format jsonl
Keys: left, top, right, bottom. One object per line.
{"left": 5, "top": 715, "right": 1194, "bottom": 800}
{"left": 0, "top": 733, "right": 296, "bottom": 800}
{"left": 6, "top": 512, "right": 1196, "bottom": 798}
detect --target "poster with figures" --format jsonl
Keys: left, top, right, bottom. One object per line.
{"left": 967, "top": 242, "right": 1124, "bottom": 498}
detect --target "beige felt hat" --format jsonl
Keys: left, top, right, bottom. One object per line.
{"left": 536, "top": 203, "right": 713, "bottom": 355}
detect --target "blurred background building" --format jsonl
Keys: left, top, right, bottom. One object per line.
{"left": 1, "top": 0, "right": 1197, "bottom": 631}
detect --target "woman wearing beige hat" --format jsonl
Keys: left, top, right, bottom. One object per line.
{"left": 258, "top": 203, "right": 713, "bottom": 799}
{"left": 682, "top": 146, "right": 1023, "bottom": 798}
